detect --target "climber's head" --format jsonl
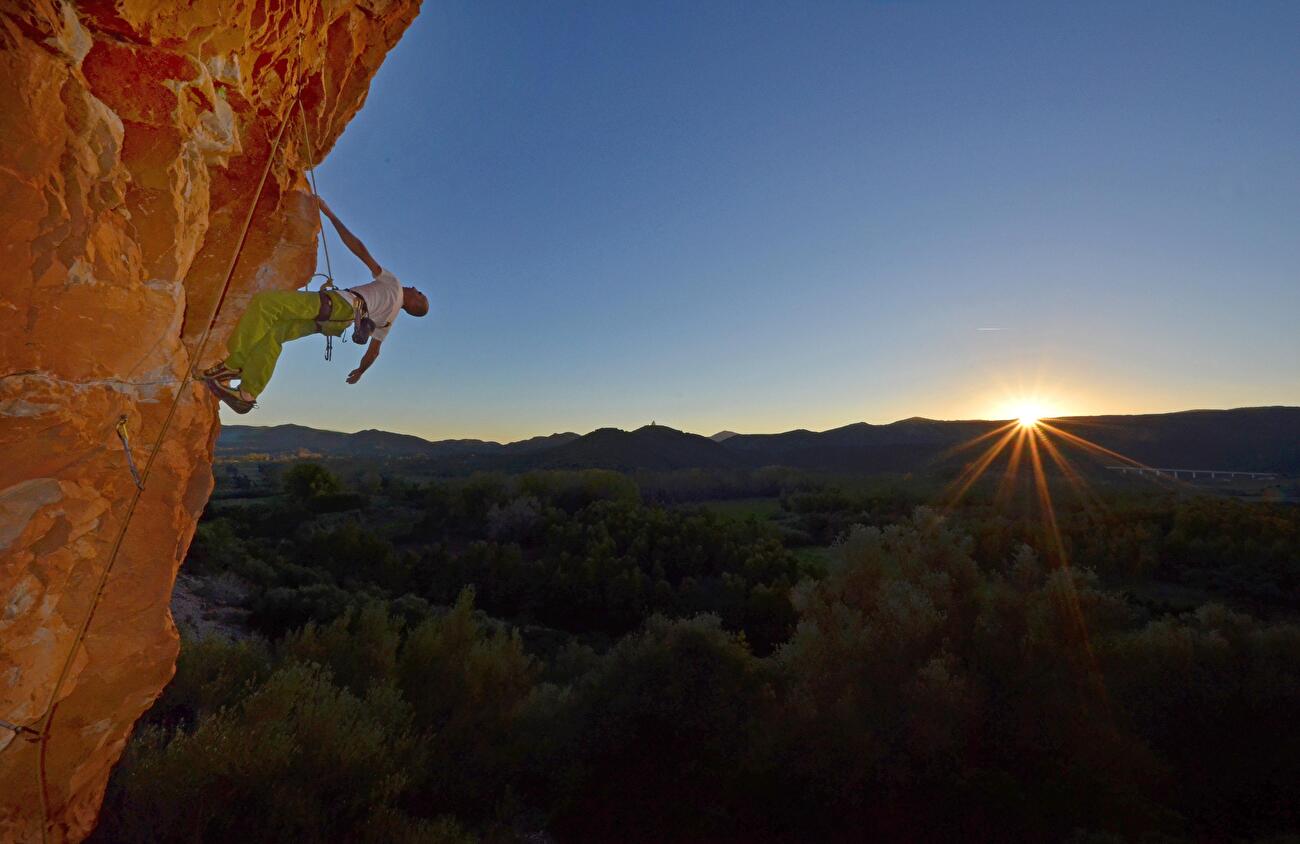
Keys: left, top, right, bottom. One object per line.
{"left": 403, "top": 286, "right": 429, "bottom": 317}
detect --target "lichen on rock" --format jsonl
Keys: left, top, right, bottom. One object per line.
{"left": 0, "top": 2, "right": 420, "bottom": 840}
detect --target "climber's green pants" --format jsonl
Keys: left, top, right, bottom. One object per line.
{"left": 223, "top": 290, "right": 354, "bottom": 397}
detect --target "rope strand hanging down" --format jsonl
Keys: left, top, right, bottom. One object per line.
{"left": 300, "top": 98, "right": 335, "bottom": 289}
{"left": 298, "top": 98, "right": 340, "bottom": 360}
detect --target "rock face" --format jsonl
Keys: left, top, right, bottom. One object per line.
{"left": 0, "top": 2, "right": 419, "bottom": 840}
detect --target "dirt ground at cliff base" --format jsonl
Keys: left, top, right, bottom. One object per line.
{"left": 170, "top": 573, "right": 252, "bottom": 641}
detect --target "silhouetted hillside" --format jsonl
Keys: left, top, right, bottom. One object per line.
{"left": 721, "top": 408, "right": 1298, "bottom": 474}
{"left": 1045, "top": 408, "right": 1300, "bottom": 473}
{"left": 530, "top": 425, "right": 744, "bottom": 471}
{"left": 720, "top": 418, "right": 1001, "bottom": 472}
{"left": 218, "top": 408, "right": 1299, "bottom": 475}
{"left": 217, "top": 424, "right": 578, "bottom": 460}
{"left": 501, "top": 432, "right": 584, "bottom": 454}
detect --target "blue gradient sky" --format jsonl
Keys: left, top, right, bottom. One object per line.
{"left": 228, "top": 0, "right": 1300, "bottom": 442}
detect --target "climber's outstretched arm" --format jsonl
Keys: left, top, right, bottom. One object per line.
{"left": 347, "top": 338, "right": 381, "bottom": 384}
{"left": 317, "top": 197, "right": 382, "bottom": 277}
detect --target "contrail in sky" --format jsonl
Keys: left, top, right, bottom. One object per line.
{"left": 977, "top": 327, "right": 1005, "bottom": 332}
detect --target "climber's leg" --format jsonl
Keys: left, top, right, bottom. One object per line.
{"left": 223, "top": 290, "right": 322, "bottom": 374}
{"left": 233, "top": 320, "right": 317, "bottom": 398}
{"left": 232, "top": 292, "right": 355, "bottom": 398}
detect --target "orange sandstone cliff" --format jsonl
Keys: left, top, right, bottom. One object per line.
{"left": 0, "top": 2, "right": 420, "bottom": 840}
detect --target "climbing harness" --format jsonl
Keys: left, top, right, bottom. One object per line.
{"left": 349, "top": 290, "right": 378, "bottom": 344}
{"left": 114, "top": 415, "right": 143, "bottom": 490}
{"left": 314, "top": 288, "right": 337, "bottom": 361}
{"left": 2, "top": 87, "right": 306, "bottom": 844}
{"left": 311, "top": 288, "right": 358, "bottom": 361}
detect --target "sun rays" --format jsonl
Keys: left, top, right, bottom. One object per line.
{"left": 941, "top": 408, "right": 1166, "bottom": 516}
{"left": 992, "top": 384, "right": 1064, "bottom": 435}
{"left": 934, "top": 407, "right": 1171, "bottom": 719}
{"left": 1011, "top": 401, "right": 1052, "bottom": 429}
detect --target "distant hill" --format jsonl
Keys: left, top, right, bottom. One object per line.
{"left": 719, "top": 408, "right": 1299, "bottom": 475}
{"left": 719, "top": 418, "right": 1001, "bottom": 473}
{"left": 217, "top": 407, "right": 1299, "bottom": 476}
{"left": 500, "top": 433, "right": 584, "bottom": 454}
{"left": 217, "top": 424, "right": 432, "bottom": 459}
{"left": 217, "top": 424, "right": 578, "bottom": 460}
{"left": 1040, "top": 408, "right": 1300, "bottom": 474}
{"left": 528, "top": 425, "right": 743, "bottom": 471}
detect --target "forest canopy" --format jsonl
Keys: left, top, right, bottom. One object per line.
{"left": 95, "top": 464, "right": 1300, "bottom": 842}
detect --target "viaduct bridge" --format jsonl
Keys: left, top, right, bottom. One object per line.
{"left": 1105, "top": 466, "right": 1279, "bottom": 480}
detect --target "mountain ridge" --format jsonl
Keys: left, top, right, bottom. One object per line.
{"left": 218, "top": 406, "right": 1299, "bottom": 475}
{"left": 217, "top": 424, "right": 580, "bottom": 459}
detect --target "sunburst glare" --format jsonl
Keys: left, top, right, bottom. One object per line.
{"left": 1003, "top": 399, "right": 1058, "bottom": 428}
{"left": 933, "top": 396, "right": 1177, "bottom": 719}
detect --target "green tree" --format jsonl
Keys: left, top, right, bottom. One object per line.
{"left": 398, "top": 588, "right": 538, "bottom": 821}
{"left": 542, "top": 614, "right": 767, "bottom": 842}
{"left": 282, "top": 462, "right": 343, "bottom": 502}
{"left": 95, "top": 663, "right": 465, "bottom": 843}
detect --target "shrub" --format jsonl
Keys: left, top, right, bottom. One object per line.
{"left": 248, "top": 583, "right": 355, "bottom": 637}
{"left": 294, "top": 521, "right": 406, "bottom": 591}
{"left": 186, "top": 518, "right": 246, "bottom": 576}
{"left": 282, "top": 462, "right": 343, "bottom": 502}
{"left": 518, "top": 469, "right": 639, "bottom": 512}
{"left": 542, "top": 614, "right": 766, "bottom": 842}
{"left": 280, "top": 602, "right": 403, "bottom": 696}
{"left": 485, "top": 495, "right": 542, "bottom": 542}
{"left": 398, "top": 588, "right": 538, "bottom": 820}
{"left": 95, "top": 663, "right": 452, "bottom": 843}
{"left": 143, "top": 636, "right": 272, "bottom": 731}
{"left": 766, "top": 510, "right": 1163, "bottom": 840}
{"left": 1100, "top": 605, "right": 1300, "bottom": 837}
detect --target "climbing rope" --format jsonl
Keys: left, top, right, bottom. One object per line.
{"left": 5, "top": 92, "right": 303, "bottom": 844}
{"left": 299, "top": 99, "right": 335, "bottom": 290}
{"left": 298, "top": 99, "right": 340, "bottom": 360}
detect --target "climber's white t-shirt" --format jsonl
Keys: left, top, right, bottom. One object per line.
{"left": 348, "top": 268, "right": 402, "bottom": 342}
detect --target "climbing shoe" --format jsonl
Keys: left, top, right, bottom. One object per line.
{"left": 204, "top": 379, "right": 255, "bottom": 414}
{"left": 197, "top": 362, "right": 239, "bottom": 384}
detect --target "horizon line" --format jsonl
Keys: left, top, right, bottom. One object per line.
{"left": 220, "top": 404, "right": 1298, "bottom": 446}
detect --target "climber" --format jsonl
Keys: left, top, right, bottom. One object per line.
{"left": 201, "top": 197, "right": 429, "bottom": 413}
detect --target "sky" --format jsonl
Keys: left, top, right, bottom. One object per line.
{"left": 227, "top": 0, "right": 1300, "bottom": 442}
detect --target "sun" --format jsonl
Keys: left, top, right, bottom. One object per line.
{"left": 1006, "top": 400, "right": 1055, "bottom": 428}
{"left": 989, "top": 386, "right": 1065, "bottom": 431}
